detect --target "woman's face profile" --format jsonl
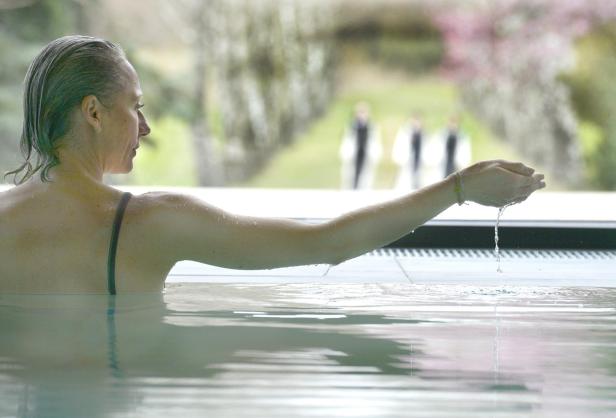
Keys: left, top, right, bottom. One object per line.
{"left": 101, "top": 59, "right": 151, "bottom": 174}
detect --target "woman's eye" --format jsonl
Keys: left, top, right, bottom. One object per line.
{"left": 136, "top": 103, "right": 145, "bottom": 110}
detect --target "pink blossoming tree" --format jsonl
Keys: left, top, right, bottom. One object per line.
{"left": 434, "top": 0, "right": 616, "bottom": 187}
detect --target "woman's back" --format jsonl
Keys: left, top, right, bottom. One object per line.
{"left": 0, "top": 183, "right": 170, "bottom": 294}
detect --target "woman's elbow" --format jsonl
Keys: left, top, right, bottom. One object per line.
{"left": 306, "top": 225, "right": 353, "bottom": 267}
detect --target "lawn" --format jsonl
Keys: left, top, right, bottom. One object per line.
{"left": 241, "top": 63, "right": 522, "bottom": 189}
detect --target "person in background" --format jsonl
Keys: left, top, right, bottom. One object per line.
{"left": 392, "top": 112, "right": 424, "bottom": 190}
{"left": 339, "top": 102, "right": 382, "bottom": 189}
{"left": 441, "top": 115, "right": 471, "bottom": 178}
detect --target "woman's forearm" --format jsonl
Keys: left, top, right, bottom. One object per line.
{"left": 320, "top": 175, "right": 457, "bottom": 265}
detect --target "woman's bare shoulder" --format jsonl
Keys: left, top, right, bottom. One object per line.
{"left": 0, "top": 185, "right": 26, "bottom": 205}
{"left": 123, "top": 191, "right": 230, "bottom": 267}
{"left": 126, "top": 191, "right": 225, "bottom": 240}
{"left": 0, "top": 185, "right": 48, "bottom": 222}
{"left": 130, "top": 191, "right": 223, "bottom": 218}
{"left": 132, "top": 190, "right": 193, "bottom": 204}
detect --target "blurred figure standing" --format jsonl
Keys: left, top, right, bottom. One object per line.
{"left": 441, "top": 115, "right": 471, "bottom": 177}
{"left": 415, "top": 114, "right": 472, "bottom": 186}
{"left": 339, "top": 102, "right": 382, "bottom": 189}
{"left": 392, "top": 112, "right": 424, "bottom": 190}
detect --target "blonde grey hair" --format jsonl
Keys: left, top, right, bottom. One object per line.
{"left": 5, "top": 35, "right": 127, "bottom": 184}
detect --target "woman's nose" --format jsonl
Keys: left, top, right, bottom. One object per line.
{"left": 139, "top": 112, "right": 151, "bottom": 136}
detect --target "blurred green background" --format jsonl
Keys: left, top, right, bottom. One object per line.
{"left": 1, "top": 0, "right": 615, "bottom": 190}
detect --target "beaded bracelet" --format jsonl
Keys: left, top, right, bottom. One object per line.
{"left": 453, "top": 172, "right": 465, "bottom": 205}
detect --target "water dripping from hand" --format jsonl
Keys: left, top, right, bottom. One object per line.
{"left": 494, "top": 203, "right": 514, "bottom": 273}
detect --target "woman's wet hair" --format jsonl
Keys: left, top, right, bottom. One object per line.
{"left": 4, "top": 35, "right": 127, "bottom": 184}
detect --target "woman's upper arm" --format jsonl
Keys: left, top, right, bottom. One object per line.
{"left": 143, "top": 192, "right": 331, "bottom": 269}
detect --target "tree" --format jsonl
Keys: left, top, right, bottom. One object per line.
{"left": 434, "top": 0, "right": 616, "bottom": 189}
{"left": 562, "top": 23, "right": 616, "bottom": 189}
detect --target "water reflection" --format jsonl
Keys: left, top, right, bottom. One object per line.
{"left": 0, "top": 283, "right": 615, "bottom": 417}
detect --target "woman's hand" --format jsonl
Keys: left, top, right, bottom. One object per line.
{"left": 458, "top": 160, "right": 546, "bottom": 207}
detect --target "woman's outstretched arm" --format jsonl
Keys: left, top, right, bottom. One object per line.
{"left": 145, "top": 160, "right": 545, "bottom": 270}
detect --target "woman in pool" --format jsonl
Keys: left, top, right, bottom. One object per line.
{"left": 0, "top": 36, "right": 545, "bottom": 294}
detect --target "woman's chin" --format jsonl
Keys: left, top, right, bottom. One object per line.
{"left": 109, "top": 164, "right": 133, "bottom": 175}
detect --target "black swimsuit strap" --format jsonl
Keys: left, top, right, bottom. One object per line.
{"left": 107, "top": 192, "right": 132, "bottom": 295}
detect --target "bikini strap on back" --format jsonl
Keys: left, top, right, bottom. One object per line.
{"left": 107, "top": 192, "right": 132, "bottom": 295}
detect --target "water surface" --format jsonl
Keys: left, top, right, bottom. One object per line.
{"left": 1, "top": 283, "right": 615, "bottom": 417}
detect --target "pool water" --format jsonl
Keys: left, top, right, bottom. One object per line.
{"left": 1, "top": 283, "right": 615, "bottom": 417}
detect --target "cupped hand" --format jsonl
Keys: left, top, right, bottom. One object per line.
{"left": 458, "top": 160, "right": 546, "bottom": 207}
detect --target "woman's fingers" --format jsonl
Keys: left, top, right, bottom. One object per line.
{"left": 498, "top": 160, "right": 535, "bottom": 176}
{"left": 529, "top": 173, "right": 546, "bottom": 189}
{"left": 521, "top": 173, "right": 545, "bottom": 186}
{"left": 516, "top": 180, "right": 546, "bottom": 199}
{"left": 503, "top": 172, "right": 545, "bottom": 205}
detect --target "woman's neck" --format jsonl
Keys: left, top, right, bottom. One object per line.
{"left": 49, "top": 145, "right": 105, "bottom": 184}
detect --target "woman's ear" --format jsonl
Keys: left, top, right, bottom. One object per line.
{"left": 81, "top": 95, "right": 104, "bottom": 133}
